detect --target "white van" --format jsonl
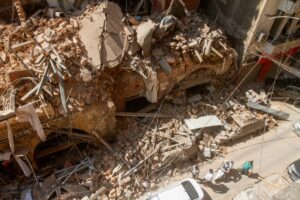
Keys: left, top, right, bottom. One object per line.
{"left": 145, "top": 178, "right": 204, "bottom": 200}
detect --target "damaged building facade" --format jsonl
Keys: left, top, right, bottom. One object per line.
{"left": 202, "top": 0, "right": 300, "bottom": 84}
{"left": 0, "top": 0, "right": 234, "bottom": 167}
{"left": 1, "top": 0, "right": 294, "bottom": 199}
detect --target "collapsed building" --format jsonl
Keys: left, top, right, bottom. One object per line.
{"left": 0, "top": 0, "right": 286, "bottom": 199}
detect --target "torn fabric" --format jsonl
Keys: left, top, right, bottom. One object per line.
{"left": 5, "top": 121, "right": 15, "bottom": 153}
{"left": 143, "top": 66, "right": 158, "bottom": 103}
{"left": 15, "top": 156, "right": 32, "bottom": 177}
{"left": 16, "top": 103, "right": 46, "bottom": 141}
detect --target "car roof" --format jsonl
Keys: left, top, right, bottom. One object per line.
{"left": 146, "top": 178, "right": 203, "bottom": 200}
{"left": 157, "top": 184, "right": 191, "bottom": 200}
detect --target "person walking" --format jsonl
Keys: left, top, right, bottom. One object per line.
{"left": 203, "top": 169, "right": 214, "bottom": 184}
{"left": 192, "top": 165, "right": 200, "bottom": 178}
{"left": 241, "top": 161, "right": 254, "bottom": 176}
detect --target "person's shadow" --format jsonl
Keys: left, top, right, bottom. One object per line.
{"left": 196, "top": 179, "right": 229, "bottom": 194}
{"left": 248, "top": 172, "right": 260, "bottom": 180}
{"left": 224, "top": 169, "right": 242, "bottom": 183}
{"left": 207, "top": 182, "right": 229, "bottom": 194}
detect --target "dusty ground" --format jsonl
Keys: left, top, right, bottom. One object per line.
{"left": 140, "top": 101, "right": 300, "bottom": 200}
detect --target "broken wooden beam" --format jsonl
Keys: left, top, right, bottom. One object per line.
{"left": 21, "top": 84, "right": 39, "bottom": 101}
{"left": 115, "top": 112, "right": 175, "bottom": 118}
{"left": 11, "top": 40, "right": 34, "bottom": 50}
{"left": 92, "top": 131, "right": 114, "bottom": 152}
{"left": 194, "top": 50, "right": 203, "bottom": 63}
{"left": 36, "top": 64, "right": 50, "bottom": 95}
{"left": 87, "top": 185, "right": 111, "bottom": 200}
{"left": 57, "top": 73, "right": 68, "bottom": 114}
{"left": 11, "top": 51, "right": 34, "bottom": 76}
{"left": 212, "top": 47, "right": 223, "bottom": 58}
{"left": 246, "top": 101, "right": 290, "bottom": 120}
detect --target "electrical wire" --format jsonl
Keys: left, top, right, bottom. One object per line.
{"left": 210, "top": 0, "right": 300, "bottom": 196}
{"left": 256, "top": 10, "right": 296, "bottom": 195}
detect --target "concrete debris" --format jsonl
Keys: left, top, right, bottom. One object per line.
{"left": 16, "top": 103, "right": 46, "bottom": 141}
{"left": 0, "top": 1, "right": 289, "bottom": 200}
{"left": 143, "top": 66, "right": 158, "bottom": 103}
{"left": 79, "top": 2, "right": 127, "bottom": 69}
{"left": 184, "top": 115, "right": 223, "bottom": 130}
{"left": 246, "top": 89, "right": 270, "bottom": 106}
{"left": 156, "top": 15, "right": 185, "bottom": 40}
{"left": 246, "top": 101, "right": 290, "bottom": 120}
{"left": 136, "top": 20, "right": 157, "bottom": 57}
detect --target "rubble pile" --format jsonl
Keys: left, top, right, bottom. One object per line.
{"left": 0, "top": 9, "right": 103, "bottom": 116}
{"left": 77, "top": 88, "right": 281, "bottom": 199}
{"left": 0, "top": 1, "right": 291, "bottom": 200}
{"left": 124, "top": 13, "right": 236, "bottom": 76}
{"left": 1, "top": 1, "right": 235, "bottom": 117}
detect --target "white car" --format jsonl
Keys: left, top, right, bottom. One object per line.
{"left": 145, "top": 178, "right": 204, "bottom": 200}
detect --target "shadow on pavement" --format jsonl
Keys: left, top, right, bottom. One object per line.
{"left": 248, "top": 172, "right": 260, "bottom": 180}
{"left": 196, "top": 179, "right": 228, "bottom": 195}
{"left": 208, "top": 183, "right": 229, "bottom": 194}
{"left": 222, "top": 169, "right": 243, "bottom": 183}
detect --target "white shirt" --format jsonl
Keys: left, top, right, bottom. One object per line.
{"left": 204, "top": 172, "right": 213, "bottom": 182}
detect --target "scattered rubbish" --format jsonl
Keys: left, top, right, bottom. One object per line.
{"left": 116, "top": 112, "right": 174, "bottom": 118}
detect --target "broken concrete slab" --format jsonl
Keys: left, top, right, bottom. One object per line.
{"left": 246, "top": 101, "right": 290, "bottom": 120}
{"left": 184, "top": 115, "right": 223, "bottom": 130}
{"left": 79, "top": 11, "right": 105, "bottom": 68}
{"left": 136, "top": 20, "right": 157, "bottom": 57}
{"left": 79, "top": 2, "right": 125, "bottom": 69}
{"left": 230, "top": 119, "right": 265, "bottom": 141}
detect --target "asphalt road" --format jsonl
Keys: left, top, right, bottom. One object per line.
{"left": 149, "top": 102, "right": 300, "bottom": 200}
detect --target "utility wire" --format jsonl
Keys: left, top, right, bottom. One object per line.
{"left": 257, "top": 12, "right": 295, "bottom": 195}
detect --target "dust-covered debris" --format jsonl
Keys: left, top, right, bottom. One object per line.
{"left": 0, "top": 1, "right": 285, "bottom": 200}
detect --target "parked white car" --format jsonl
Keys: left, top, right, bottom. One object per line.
{"left": 145, "top": 178, "right": 204, "bottom": 200}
